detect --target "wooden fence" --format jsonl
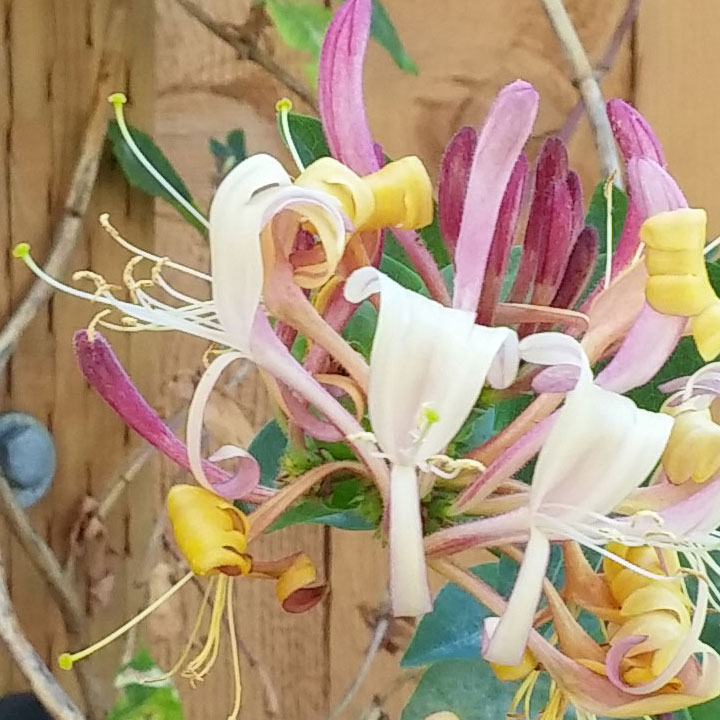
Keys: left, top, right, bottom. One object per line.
{"left": 2, "top": 1, "right": 719, "bottom": 718}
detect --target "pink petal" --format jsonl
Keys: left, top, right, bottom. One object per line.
{"left": 595, "top": 157, "right": 688, "bottom": 393}
{"left": 318, "top": 0, "right": 379, "bottom": 175}
{"left": 74, "top": 331, "right": 269, "bottom": 502}
{"left": 453, "top": 80, "right": 539, "bottom": 312}
{"left": 438, "top": 126, "right": 478, "bottom": 255}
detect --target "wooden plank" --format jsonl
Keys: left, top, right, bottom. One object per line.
{"left": 635, "top": 1, "right": 720, "bottom": 236}
{"left": 0, "top": 0, "right": 156, "bottom": 709}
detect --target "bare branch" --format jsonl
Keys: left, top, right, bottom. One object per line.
{"left": 0, "top": 477, "right": 104, "bottom": 718}
{"left": 539, "top": 0, "right": 622, "bottom": 183}
{"left": 0, "top": 541, "right": 86, "bottom": 720}
{"left": 326, "top": 602, "right": 391, "bottom": 720}
{"left": 0, "top": 1, "right": 128, "bottom": 374}
{"left": 559, "top": 0, "right": 641, "bottom": 143}
{"left": 172, "top": 0, "right": 319, "bottom": 112}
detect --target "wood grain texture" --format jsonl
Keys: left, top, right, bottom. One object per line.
{"left": 635, "top": 1, "right": 720, "bottom": 236}
{"left": 0, "top": 0, "right": 156, "bottom": 711}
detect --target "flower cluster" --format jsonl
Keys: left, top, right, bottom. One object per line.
{"left": 19, "top": 0, "right": 720, "bottom": 717}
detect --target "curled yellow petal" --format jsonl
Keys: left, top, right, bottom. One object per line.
{"left": 361, "top": 156, "right": 433, "bottom": 231}
{"left": 295, "top": 157, "right": 375, "bottom": 229}
{"left": 641, "top": 208, "right": 720, "bottom": 359}
{"left": 167, "top": 485, "right": 252, "bottom": 577}
{"left": 490, "top": 648, "right": 537, "bottom": 681}
{"left": 252, "top": 552, "right": 327, "bottom": 613}
{"left": 663, "top": 409, "right": 720, "bottom": 484}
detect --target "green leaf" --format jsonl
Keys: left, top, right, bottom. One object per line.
{"left": 265, "top": 0, "right": 331, "bottom": 56}
{"left": 342, "top": 300, "right": 377, "bottom": 359}
{"left": 380, "top": 253, "right": 426, "bottom": 293}
{"left": 105, "top": 650, "right": 183, "bottom": 720}
{"left": 269, "top": 477, "right": 380, "bottom": 531}
{"left": 418, "top": 212, "right": 452, "bottom": 268}
{"left": 107, "top": 120, "right": 205, "bottom": 234}
{"left": 585, "top": 180, "right": 629, "bottom": 252}
{"left": 627, "top": 337, "right": 704, "bottom": 412}
{"left": 401, "top": 659, "right": 553, "bottom": 720}
{"left": 280, "top": 112, "right": 331, "bottom": 167}
{"left": 209, "top": 129, "right": 248, "bottom": 178}
{"left": 446, "top": 407, "right": 495, "bottom": 457}
{"left": 402, "top": 564, "right": 497, "bottom": 667}
{"left": 265, "top": 0, "right": 332, "bottom": 84}
{"left": 248, "top": 420, "right": 288, "bottom": 488}
{"left": 500, "top": 245, "right": 523, "bottom": 302}
{"left": 370, "top": 0, "right": 418, "bottom": 74}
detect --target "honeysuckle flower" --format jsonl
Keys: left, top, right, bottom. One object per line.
{"left": 642, "top": 207, "right": 720, "bottom": 361}
{"left": 662, "top": 363, "right": 720, "bottom": 484}
{"left": 344, "top": 266, "right": 519, "bottom": 616}
{"left": 435, "top": 558, "right": 720, "bottom": 720}
{"left": 16, "top": 146, "right": 392, "bottom": 495}
{"left": 58, "top": 484, "right": 324, "bottom": 720}
{"left": 452, "top": 80, "right": 539, "bottom": 313}
{"left": 425, "top": 333, "right": 672, "bottom": 664}
{"left": 594, "top": 157, "right": 689, "bottom": 393}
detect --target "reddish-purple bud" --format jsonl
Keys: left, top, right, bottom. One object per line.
{"left": 566, "top": 170, "right": 584, "bottom": 239}
{"left": 438, "top": 126, "right": 477, "bottom": 255}
{"left": 509, "top": 138, "right": 569, "bottom": 304}
{"left": 552, "top": 226, "right": 599, "bottom": 310}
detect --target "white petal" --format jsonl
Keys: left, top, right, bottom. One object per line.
{"left": 187, "top": 352, "right": 245, "bottom": 491}
{"left": 209, "top": 155, "right": 291, "bottom": 351}
{"left": 482, "top": 528, "right": 549, "bottom": 665}
{"left": 531, "top": 376, "right": 673, "bottom": 519}
{"left": 208, "top": 445, "right": 254, "bottom": 462}
{"left": 518, "top": 331, "right": 592, "bottom": 384}
{"left": 389, "top": 464, "right": 432, "bottom": 617}
{"left": 209, "top": 155, "right": 347, "bottom": 350}
{"left": 345, "top": 267, "right": 518, "bottom": 465}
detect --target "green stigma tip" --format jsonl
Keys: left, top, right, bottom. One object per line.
{"left": 424, "top": 408, "right": 440, "bottom": 425}
{"left": 58, "top": 653, "right": 74, "bottom": 671}
{"left": 12, "top": 243, "right": 30, "bottom": 259}
{"left": 108, "top": 92, "right": 127, "bottom": 106}
{"left": 276, "top": 98, "right": 292, "bottom": 113}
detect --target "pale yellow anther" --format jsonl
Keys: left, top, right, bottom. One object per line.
{"left": 691, "top": 303, "right": 720, "bottom": 361}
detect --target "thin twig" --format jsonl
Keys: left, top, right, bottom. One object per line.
{"left": 0, "top": 538, "right": 86, "bottom": 720}
{"left": 172, "top": 0, "right": 319, "bottom": 112}
{"left": 357, "top": 669, "right": 422, "bottom": 720}
{"left": 0, "top": 476, "right": 104, "bottom": 718}
{"left": 0, "top": 1, "right": 128, "bottom": 375}
{"left": 326, "top": 602, "right": 391, "bottom": 720}
{"left": 539, "top": 0, "right": 622, "bottom": 184}
{"left": 558, "top": 0, "right": 641, "bottom": 143}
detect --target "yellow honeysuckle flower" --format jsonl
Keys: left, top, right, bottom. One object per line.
{"left": 641, "top": 208, "right": 720, "bottom": 360}
{"left": 58, "top": 485, "right": 324, "bottom": 720}
{"left": 603, "top": 543, "right": 691, "bottom": 689}
{"left": 490, "top": 647, "right": 537, "bottom": 682}
{"left": 663, "top": 407, "right": 720, "bottom": 484}
{"left": 295, "top": 155, "right": 433, "bottom": 233}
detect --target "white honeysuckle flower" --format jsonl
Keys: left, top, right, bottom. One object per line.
{"left": 344, "top": 266, "right": 519, "bottom": 616}
{"left": 482, "top": 332, "right": 674, "bottom": 666}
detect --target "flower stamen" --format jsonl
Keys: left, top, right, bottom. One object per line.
{"left": 276, "top": 98, "right": 305, "bottom": 173}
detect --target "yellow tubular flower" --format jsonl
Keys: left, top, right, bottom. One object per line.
{"left": 663, "top": 408, "right": 720, "bottom": 484}
{"left": 362, "top": 156, "right": 433, "bottom": 231}
{"left": 603, "top": 543, "right": 691, "bottom": 689}
{"left": 642, "top": 208, "right": 720, "bottom": 360}
{"left": 295, "top": 156, "right": 434, "bottom": 232}
{"left": 167, "top": 484, "right": 252, "bottom": 577}
{"left": 295, "top": 157, "right": 375, "bottom": 229}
